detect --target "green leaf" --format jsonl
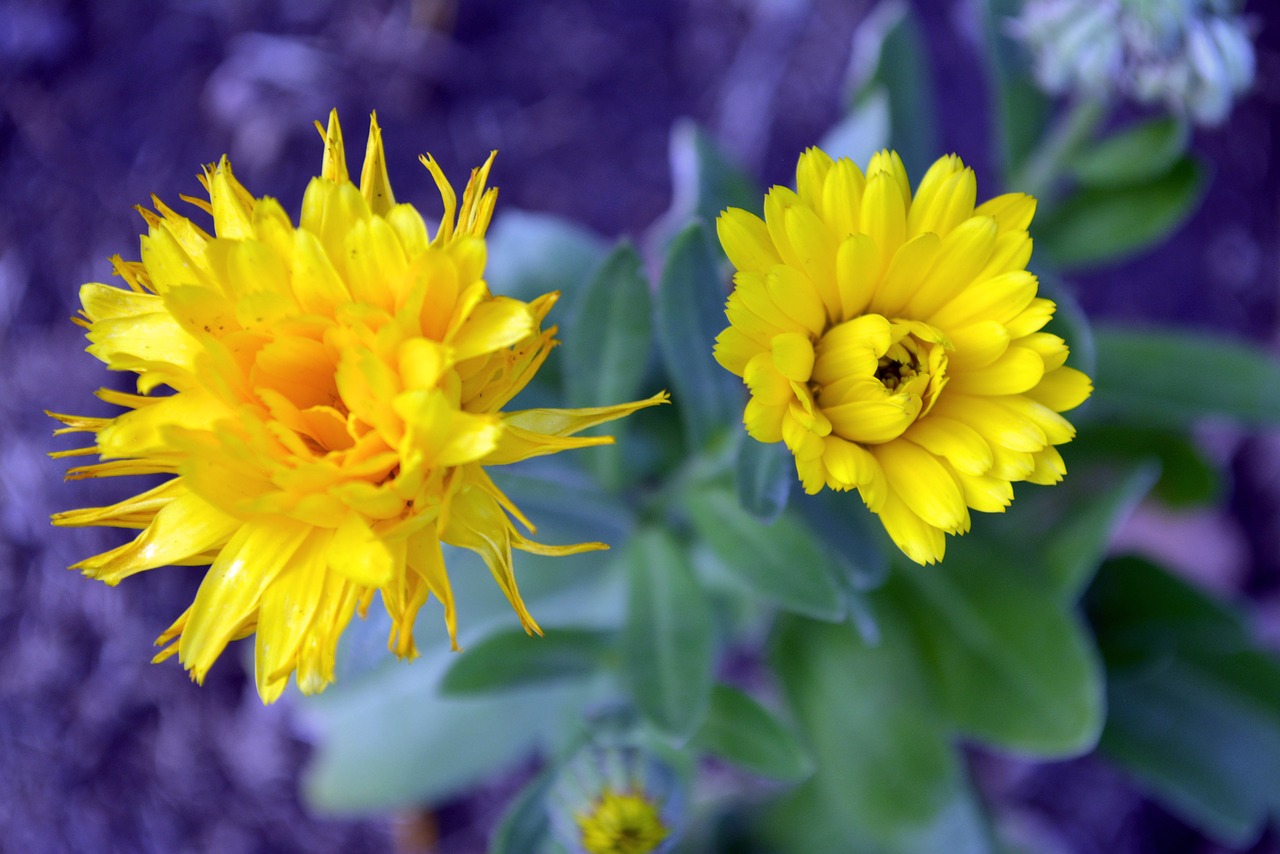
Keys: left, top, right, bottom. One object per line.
{"left": 621, "top": 529, "right": 715, "bottom": 739}
{"left": 1040, "top": 460, "right": 1160, "bottom": 599}
{"left": 977, "top": 0, "right": 1052, "bottom": 177}
{"left": 734, "top": 434, "right": 793, "bottom": 524}
{"left": 771, "top": 613, "right": 993, "bottom": 854}
{"left": 300, "top": 656, "right": 586, "bottom": 812}
{"left": 562, "top": 242, "right": 654, "bottom": 410}
{"left": 1089, "top": 557, "right": 1280, "bottom": 846}
{"left": 485, "top": 210, "right": 606, "bottom": 304}
{"left": 559, "top": 242, "right": 655, "bottom": 488}
{"left": 1090, "top": 325, "right": 1280, "bottom": 426}
{"left": 490, "top": 768, "right": 556, "bottom": 854}
{"left": 687, "top": 487, "right": 845, "bottom": 622}
{"left": 1072, "top": 116, "right": 1190, "bottom": 187}
{"left": 794, "top": 487, "right": 890, "bottom": 593}
{"left": 843, "top": 0, "right": 939, "bottom": 177}
{"left": 890, "top": 544, "right": 1105, "bottom": 756}
{"left": 656, "top": 222, "right": 742, "bottom": 452}
{"left": 439, "top": 627, "right": 613, "bottom": 696}
{"left": 1070, "top": 424, "right": 1221, "bottom": 507}
{"left": 692, "top": 684, "right": 814, "bottom": 782}
{"left": 663, "top": 120, "right": 761, "bottom": 230}
{"left": 1037, "top": 156, "right": 1206, "bottom": 270}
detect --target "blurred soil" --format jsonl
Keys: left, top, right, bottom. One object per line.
{"left": 1, "top": 0, "right": 1278, "bottom": 852}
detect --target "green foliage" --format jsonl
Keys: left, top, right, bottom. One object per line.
{"left": 888, "top": 549, "right": 1104, "bottom": 756}
{"left": 490, "top": 767, "right": 556, "bottom": 854}
{"left": 733, "top": 433, "right": 793, "bottom": 524}
{"left": 839, "top": 0, "right": 939, "bottom": 177}
{"left": 621, "top": 529, "right": 715, "bottom": 739}
{"left": 687, "top": 486, "right": 846, "bottom": 622}
{"left": 1091, "top": 325, "right": 1280, "bottom": 426}
{"left": 560, "top": 242, "right": 655, "bottom": 488}
{"left": 439, "top": 627, "right": 613, "bottom": 695}
{"left": 977, "top": 0, "right": 1052, "bottom": 177}
{"left": 661, "top": 120, "right": 761, "bottom": 232}
{"left": 1070, "top": 424, "right": 1221, "bottom": 508}
{"left": 1089, "top": 557, "right": 1280, "bottom": 846}
{"left": 769, "top": 613, "right": 994, "bottom": 854}
{"left": 656, "top": 222, "right": 742, "bottom": 452}
{"left": 562, "top": 243, "right": 654, "bottom": 411}
{"left": 691, "top": 684, "right": 814, "bottom": 782}
{"left": 1037, "top": 156, "right": 1206, "bottom": 269}
{"left": 1072, "top": 116, "right": 1191, "bottom": 187}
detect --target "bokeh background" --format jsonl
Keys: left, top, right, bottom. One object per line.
{"left": 1, "top": 0, "right": 1277, "bottom": 851}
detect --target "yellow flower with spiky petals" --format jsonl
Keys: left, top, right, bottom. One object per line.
{"left": 50, "top": 110, "right": 667, "bottom": 702}
{"left": 714, "top": 148, "right": 1091, "bottom": 565}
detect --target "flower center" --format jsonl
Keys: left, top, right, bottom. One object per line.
{"left": 810, "top": 315, "right": 949, "bottom": 445}
{"left": 576, "top": 789, "right": 669, "bottom": 854}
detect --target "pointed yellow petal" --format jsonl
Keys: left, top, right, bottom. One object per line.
{"left": 359, "top": 112, "right": 396, "bottom": 215}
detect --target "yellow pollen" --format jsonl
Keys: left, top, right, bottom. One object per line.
{"left": 576, "top": 789, "right": 669, "bottom": 854}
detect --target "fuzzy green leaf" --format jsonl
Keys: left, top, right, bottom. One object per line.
{"left": 656, "top": 222, "right": 741, "bottom": 452}
{"left": 622, "top": 529, "right": 715, "bottom": 739}
{"left": 1038, "top": 157, "right": 1206, "bottom": 270}
{"left": 687, "top": 487, "right": 845, "bottom": 622}
{"left": 1091, "top": 326, "right": 1280, "bottom": 426}
{"left": 440, "top": 627, "right": 612, "bottom": 696}
{"left": 693, "top": 684, "right": 814, "bottom": 781}
{"left": 1072, "top": 116, "right": 1190, "bottom": 187}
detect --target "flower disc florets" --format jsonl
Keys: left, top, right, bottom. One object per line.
{"left": 51, "top": 110, "right": 665, "bottom": 702}
{"left": 715, "top": 149, "right": 1092, "bottom": 564}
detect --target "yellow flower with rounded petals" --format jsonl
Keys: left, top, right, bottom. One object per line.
{"left": 50, "top": 110, "right": 667, "bottom": 702}
{"left": 714, "top": 148, "right": 1091, "bottom": 565}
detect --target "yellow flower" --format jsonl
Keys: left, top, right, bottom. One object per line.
{"left": 50, "top": 110, "right": 666, "bottom": 702}
{"left": 714, "top": 149, "right": 1092, "bottom": 565}
{"left": 575, "top": 789, "right": 670, "bottom": 854}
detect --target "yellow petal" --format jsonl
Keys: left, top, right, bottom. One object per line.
{"left": 904, "top": 215, "right": 998, "bottom": 318}
{"left": 178, "top": 518, "right": 312, "bottom": 682}
{"left": 870, "top": 231, "right": 941, "bottom": 317}
{"left": 715, "top": 326, "right": 764, "bottom": 376}
{"left": 441, "top": 484, "right": 540, "bottom": 635}
{"left": 824, "top": 396, "right": 919, "bottom": 444}
{"left": 974, "top": 192, "right": 1037, "bottom": 233}
{"left": 929, "top": 270, "right": 1039, "bottom": 330}
{"left": 821, "top": 158, "right": 866, "bottom": 238}
{"left": 796, "top": 147, "right": 834, "bottom": 214}
{"left": 946, "top": 345, "right": 1045, "bottom": 396}
{"left": 717, "top": 207, "right": 780, "bottom": 274}
{"left": 945, "top": 320, "right": 1011, "bottom": 371}
{"left": 359, "top": 112, "right": 396, "bottom": 215}
{"left": 406, "top": 525, "right": 458, "bottom": 650}
{"left": 906, "top": 415, "right": 994, "bottom": 476}
{"left": 1027, "top": 366, "right": 1093, "bottom": 412}
{"left": 765, "top": 264, "right": 828, "bottom": 336}
{"left": 327, "top": 512, "right": 397, "bottom": 587}
{"left": 874, "top": 440, "right": 970, "bottom": 533}
{"left": 771, "top": 332, "right": 816, "bottom": 382}
{"left": 877, "top": 490, "right": 945, "bottom": 565}
{"left": 932, "top": 393, "right": 1047, "bottom": 453}
{"left": 861, "top": 170, "right": 907, "bottom": 276}
{"left": 835, "top": 232, "right": 880, "bottom": 319}
{"left": 254, "top": 529, "right": 333, "bottom": 701}
{"left": 74, "top": 490, "right": 239, "bottom": 584}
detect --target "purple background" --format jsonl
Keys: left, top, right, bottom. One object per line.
{"left": 2, "top": 0, "right": 1278, "bottom": 851}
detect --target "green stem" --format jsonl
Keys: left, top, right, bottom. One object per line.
{"left": 1011, "top": 97, "right": 1106, "bottom": 204}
